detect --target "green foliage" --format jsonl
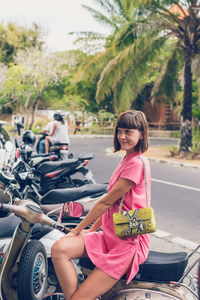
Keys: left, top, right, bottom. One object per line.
{"left": 192, "top": 128, "right": 200, "bottom": 151}
{"left": 152, "top": 47, "right": 183, "bottom": 102}
{"left": 0, "top": 23, "right": 44, "bottom": 65}
{"left": 193, "top": 109, "right": 200, "bottom": 120}
{"left": 96, "top": 109, "right": 117, "bottom": 122}
{"left": 192, "top": 80, "right": 200, "bottom": 120}
{"left": 170, "top": 131, "right": 180, "bottom": 138}
{"left": 32, "top": 119, "right": 49, "bottom": 134}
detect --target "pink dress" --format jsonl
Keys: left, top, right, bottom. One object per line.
{"left": 82, "top": 152, "right": 151, "bottom": 283}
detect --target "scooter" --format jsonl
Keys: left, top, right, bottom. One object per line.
{"left": 0, "top": 199, "right": 71, "bottom": 300}
{"left": 36, "top": 132, "right": 69, "bottom": 160}
{"left": 0, "top": 200, "right": 199, "bottom": 300}
{"left": 15, "top": 137, "right": 72, "bottom": 170}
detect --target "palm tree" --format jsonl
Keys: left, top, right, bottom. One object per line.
{"left": 77, "top": 0, "right": 200, "bottom": 153}
{"left": 75, "top": 0, "right": 138, "bottom": 111}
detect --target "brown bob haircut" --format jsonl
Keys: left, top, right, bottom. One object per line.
{"left": 114, "top": 110, "right": 148, "bottom": 153}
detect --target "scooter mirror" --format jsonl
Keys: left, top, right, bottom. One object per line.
{"left": 62, "top": 202, "right": 84, "bottom": 218}
{"left": 5, "top": 141, "right": 14, "bottom": 152}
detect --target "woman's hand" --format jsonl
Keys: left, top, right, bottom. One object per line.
{"left": 61, "top": 228, "right": 92, "bottom": 239}
{"left": 61, "top": 230, "right": 78, "bottom": 239}
{"left": 80, "top": 229, "right": 92, "bottom": 235}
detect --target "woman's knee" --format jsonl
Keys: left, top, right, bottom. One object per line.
{"left": 51, "top": 236, "right": 85, "bottom": 262}
{"left": 51, "top": 239, "right": 70, "bottom": 261}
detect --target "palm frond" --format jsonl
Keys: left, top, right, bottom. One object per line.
{"left": 82, "top": 5, "right": 119, "bottom": 29}
{"left": 96, "top": 34, "right": 167, "bottom": 110}
{"left": 92, "top": 0, "right": 124, "bottom": 16}
{"left": 74, "top": 47, "right": 115, "bottom": 82}
{"left": 69, "top": 31, "right": 107, "bottom": 54}
{"left": 152, "top": 45, "right": 182, "bottom": 101}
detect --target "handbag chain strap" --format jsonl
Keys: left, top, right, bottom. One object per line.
{"left": 118, "top": 156, "right": 148, "bottom": 212}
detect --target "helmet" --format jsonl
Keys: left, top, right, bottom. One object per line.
{"left": 53, "top": 110, "right": 65, "bottom": 121}
{"left": 20, "top": 144, "right": 33, "bottom": 161}
{"left": 22, "top": 130, "right": 36, "bottom": 146}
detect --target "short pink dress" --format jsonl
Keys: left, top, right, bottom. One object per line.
{"left": 82, "top": 152, "right": 151, "bottom": 283}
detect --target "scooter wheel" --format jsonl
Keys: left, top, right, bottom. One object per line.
{"left": 17, "top": 239, "right": 48, "bottom": 300}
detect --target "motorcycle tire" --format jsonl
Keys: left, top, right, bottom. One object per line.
{"left": 17, "top": 239, "right": 48, "bottom": 300}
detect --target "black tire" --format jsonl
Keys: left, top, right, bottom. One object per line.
{"left": 17, "top": 240, "right": 48, "bottom": 300}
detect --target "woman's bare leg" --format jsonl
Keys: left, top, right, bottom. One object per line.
{"left": 71, "top": 267, "right": 118, "bottom": 300}
{"left": 45, "top": 136, "right": 50, "bottom": 153}
{"left": 70, "top": 256, "right": 133, "bottom": 300}
{"left": 51, "top": 235, "right": 88, "bottom": 300}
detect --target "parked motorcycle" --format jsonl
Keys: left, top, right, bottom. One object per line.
{"left": 0, "top": 125, "right": 14, "bottom": 170}
{"left": 0, "top": 200, "right": 199, "bottom": 300}
{"left": 15, "top": 133, "right": 71, "bottom": 169}
{"left": 13, "top": 138, "right": 96, "bottom": 193}
{"left": 0, "top": 162, "right": 108, "bottom": 219}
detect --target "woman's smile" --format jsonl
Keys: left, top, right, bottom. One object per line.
{"left": 117, "top": 128, "right": 142, "bottom": 155}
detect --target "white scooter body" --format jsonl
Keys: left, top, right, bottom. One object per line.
{"left": 0, "top": 199, "right": 199, "bottom": 300}
{"left": 0, "top": 229, "right": 64, "bottom": 259}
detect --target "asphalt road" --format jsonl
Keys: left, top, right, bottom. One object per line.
{"left": 69, "top": 135, "right": 200, "bottom": 243}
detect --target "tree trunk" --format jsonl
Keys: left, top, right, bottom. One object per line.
{"left": 28, "top": 97, "right": 39, "bottom": 130}
{"left": 179, "top": 50, "right": 193, "bottom": 152}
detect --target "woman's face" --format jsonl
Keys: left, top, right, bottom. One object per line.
{"left": 117, "top": 127, "right": 142, "bottom": 155}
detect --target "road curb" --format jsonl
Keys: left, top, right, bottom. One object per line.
{"left": 151, "top": 230, "right": 200, "bottom": 253}
{"left": 105, "top": 147, "right": 200, "bottom": 171}
{"left": 148, "top": 157, "right": 200, "bottom": 171}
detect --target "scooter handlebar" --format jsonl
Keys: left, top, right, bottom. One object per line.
{"left": 0, "top": 201, "right": 72, "bottom": 233}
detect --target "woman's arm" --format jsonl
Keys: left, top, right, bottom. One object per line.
{"left": 88, "top": 216, "right": 102, "bottom": 232}
{"left": 50, "top": 122, "right": 57, "bottom": 136}
{"left": 70, "top": 177, "right": 134, "bottom": 235}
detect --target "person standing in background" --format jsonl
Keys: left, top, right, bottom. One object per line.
{"left": 14, "top": 113, "right": 23, "bottom": 136}
{"left": 74, "top": 120, "right": 81, "bottom": 135}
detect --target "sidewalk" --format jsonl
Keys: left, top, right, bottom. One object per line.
{"left": 146, "top": 144, "right": 200, "bottom": 170}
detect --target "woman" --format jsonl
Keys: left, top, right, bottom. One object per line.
{"left": 51, "top": 110, "right": 151, "bottom": 300}
{"left": 45, "top": 110, "right": 69, "bottom": 153}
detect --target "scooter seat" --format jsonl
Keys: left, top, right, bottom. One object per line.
{"left": 41, "top": 184, "right": 108, "bottom": 204}
{"left": 79, "top": 250, "right": 188, "bottom": 283}
{"left": 36, "top": 159, "right": 80, "bottom": 175}
{"left": 31, "top": 153, "right": 51, "bottom": 158}
{"left": 50, "top": 144, "right": 68, "bottom": 152}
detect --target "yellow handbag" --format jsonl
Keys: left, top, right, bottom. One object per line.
{"left": 113, "top": 157, "right": 156, "bottom": 238}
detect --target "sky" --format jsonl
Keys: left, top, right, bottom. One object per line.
{"left": 0, "top": 0, "right": 109, "bottom": 52}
